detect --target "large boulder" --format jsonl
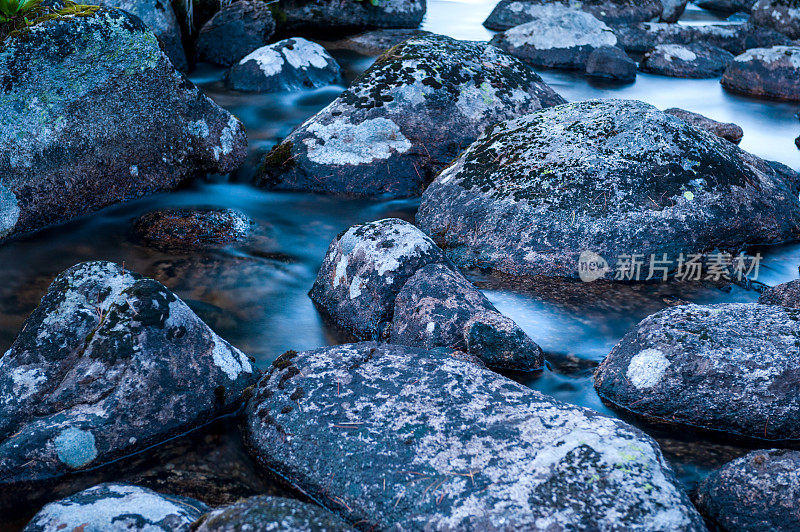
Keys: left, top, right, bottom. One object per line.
{"left": 22, "top": 483, "right": 208, "bottom": 532}
{"left": 226, "top": 38, "right": 342, "bottom": 92}
{"left": 275, "top": 0, "right": 426, "bottom": 34}
{"left": 664, "top": 108, "right": 744, "bottom": 143}
{"left": 0, "top": 261, "right": 256, "bottom": 485}
{"left": 489, "top": 5, "right": 618, "bottom": 70}
{"left": 722, "top": 46, "right": 800, "bottom": 101}
{"left": 694, "top": 449, "right": 800, "bottom": 530}
{"left": 244, "top": 342, "right": 705, "bottom": 530}
{"left": 256, "top": 34, "right": 564, "bottom": 198}
{"left": 196, "top": 0, "right": 276, "bottom": 66}
{"left": 416, "top": 99, "right": 800, "bottom": 280}
{"left": 750, "top": 0, "right": 800, "bottom": 39}
{"left": 640, "top": 43, "right": 734, "bottom": 78}
{"left": 594, "top": 303, "right": 800, "bottom": 441}
{"left": 194, "top": 496, "right": 354, "bottom": 531}
{"left": 0, "top": 9, "right": 247, "bottom": 244}
{"left": 483, "top": 0, "right": 663, "bottom": 30}
{"left": 758, "top": 278, "right": 800, "bottom": 306}
{"left": 584, "top": 45, "right": 638, "bottom": 81}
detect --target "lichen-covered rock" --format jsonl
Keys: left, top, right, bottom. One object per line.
{"left": 758, "top": 278, "right": 800, "bottom": 306}
{"left": 256, "top": 34, "right": 564, "bottom": 198}
{"left": 321, "top": 28, "right": 431, "bottom": 55}
{"left": 722, "top": 46, "right": 800, "bottom": 101}
{"left": 309, "top": 219, "right": 451, "bottom": 340}
{"left": 664, "top": 108, "right": 744, "bottom": 143}
{"left": 390, "top": 263, "right": 544, "bottom": 371}
{"left": 0, "top": 9, "right": 247, "bottom": 244}
{"left": 483, "top": 0, "right": 663, "bottom": 29}
{"left": 694, "top": 449, "right": 800, "bottom": 530}
{"left": 584, "top": 45, "right": 637, "bottom": 81}
{"left": 660, "top": 0, "right": 688, "bottom": 22}
{"left": 226, "top": 38, "right": 342, "bottom": 93}
{"left": 416, "top": 99, "right": 800, "bottom": 280}
{"left": 131, "top": 208, "right": 251, "bottom": 251}
{"left": 750, "top": 0, "right": 800, "bottom": 39}
{"left": 489, "top": 5, "right": 618, "bottom": 70}
{"left": 276, "top": 0, "right": 426, "bottom": 34}
{"left": 641, "top": 43, "right": 734, "bottom": 78}
{"left": 196, "top": 0, "right": 276, "bottom": 66}
{"left": 695, "top": 0, "right": 756, "bottom": 12}
{"left": 194, "top": 496, "right": 354, "bottom": 531}
{"left": 595, "top": 303, "right": 800, "bottom": 441}
{"left": 22, "top": 483, "right": 208, "bottom": 532}
{"left": 244, "top": 342, "right": 705, "bottom": 530}
{"left": 0, "top": 261, "right": 256, "bottom": 485}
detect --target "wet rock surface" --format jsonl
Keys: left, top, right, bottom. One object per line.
{"left": 758, "top": 278, "right": 800, "bottom": 306}
{"left": 750, "top": 0, "right": 800, "bottom": 39}
{"left": 194, "top": 496, "right": 354, "bottom": 531}
{"left": 722, "top": 46, "right": 800, "bottom": 101}
{"left": 664, "top": 108, "right": 744, "bottom": 143}
{"left": 695, "top": 0, "right": 756, "bottom": 11}
{"left": 0, "top": 261, "right": 256, "bottom": 486}
{"left": 227, "top": 38, "right": 342, "bottom": 93}
{"left": 196, "top": 0, "right": 276, "bottom": 67}
{"left": 131, "top": 208, "right": 251, "bottom": 251}
{"left": 641, "top": 43, "right": 734, "bottom": 78}
{"left": 256, "top": 33, "right": 564, "bottom": 198}
{"left": 244, "top": 342, "right": 705, "bottom": 530}
{"left": 0, "top": 9, "right": 247, "bottom": 244}
{"left": 660, "top": 0, "right": 688, "bottom": 22}
{"left": 22, "top": 483, "right": 208, "bottom": 532}
{"left": 595, "top": 303, "right": 800, "bottom": 441}
{"left": 321, "top": 28, "right": 432, "bottom": 55}
{"left": 275, "top": 0, "right": 426, "bottom": 34}
{"left": 483, "top": 0, "right": 663, "bottom": 29}
{"left": 584, "top": 45, "right": 637, "bottom": 81}
{"left": 417, "top": 99, "right": 800, "bottom": 279}
{"left": 694, "top": 449, "right": 800, "bottom": 530}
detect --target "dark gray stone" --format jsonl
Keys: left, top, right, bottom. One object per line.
{"left": 22, "top": 483, "right": 208, "bottom": 532}
{"left": 132, "top": 208, "right": 251, "bottom": 251}
{"left": 0, "top": 9, "right": 247, "bottom": 244}
{"left": 194, "top": 496, "right": 354, "bottom": 531}
{"left": 196, "top": 0, "right": 276, "bottom": 67}
{"left": 660, "top": 0, "right": 688, "bottom": 22}
{"left": 0, "top": 261, "right": 257, "bottom": 485}
{"left": 664, "top": 108, "right": 744, "bottom": 143}
{"left": 594, "top": 303, "right": 800, "bottom": 441}
{"left": 226, "top": 38, "right": 342, "bottom": 92}
{"left": 722, "top": 45, "right": 800, "bottom": 101}
{"left": 694, "top": 449, "right": 800, "bottom": 531}
{"left": 483, "top": 0, "right": 663, "bottom": 29}
{"left": 758, "top": 278, "right": 800, "bottom": 306}
{"left": 276, "top": 0, "right": 426, "bottom": 34}
{"left": 244, "top": 342, "right": 705, "bottom": 530}
{"left": 641, "top": 43, "right": 734, "bottom": 78}
{"left": 256, "top": 33, "right": 564, "bottom": 198}
{"left": 750, "top": 0, "right": 800, "bottom": 39}
{"left": 695, "top": 0, "right": 756, "bottom": 12}
{"left": 417, "top": 99, "right": 800, "bottom": 280}
{"left": 321, "top": 28, "right": 432, "bottom": 55}
{"left": 585, "top": 45, "right": 638, "bottom": 81}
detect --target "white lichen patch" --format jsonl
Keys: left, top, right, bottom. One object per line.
{"left": 10, "top": 366, "right": 46, "bottom": 401}
{"left": 53, "top": 427, "right": 98, "bottom": 469}
{"left": 213, "top": 116, "right": 241, "bottom": 161}
{"left": 735, "top": 45, "right": 800, "bottom": 68}
{"left": 657, "top": 44, "right": 698, "bottom": 62}
{"left": 0, "top": 184, "right": 20, "bottom": 239}
{"left": 211, "top": 334, "right": 253, "bottom": 381}
{"left": 502, "top": 6, "right": 617, "bottom": 50}
{"left": 240, "top": 46, "right": 285, "bottom": 77}
{"left": 188, "top": 119, "right": 210, "bottom": 138}
{"left": 626, "top": 348, "right": 671, "bottom": 389}
{"left": 303, "top": 118, "right": 412, "bottom": 166}
{"left": 281, "top": 38, "right": 331, "bottom": 70}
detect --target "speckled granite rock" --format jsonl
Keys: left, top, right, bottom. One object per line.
{"left": 416, "top": 99, "right": 800, "bottom": 280}
{"left": 0, "top": 261, "right": 256, "bottom": 486}
{"left": 132, "top": 208, "right": 251, "bottom": 251}
{"left": 758, "top": 279, "right": 800, "bottom": 306}
{"left": 256, "top": 33, "right": 564, "bottom": 198}
{"left": 244, "top": 342, "right": 705, "bottom": 530}
{"left": 0, "top": 9, "right": 246, "bottom": 244}
{"left": 196, "top": 0, "right": 276, "bottom": 66}
{"left": 194, "top": 496, "right": 354, "bottom": 531}
{"left": 641, "top": 43, "right": 734, "bottom": 78}
{"left": 584, "top": 45, "right": 637, "bottom": 81}
{"left": 227, "top": 38, "right": 342, "bottom": 92}
{"left": 22, "top": 483, "right": 208, "bottom": 532}
{"left": 595, "top": 303, "right": 800, "bottom": 441}
{"left": 275, "top": 0, "right": 426, "bottom": 34}
{"left": 664, "top": 108, "right": 743, "bottom": 143}
{"left": 483, "top": 0, "right": 663, "bottom": 29}
{"left": 750, "top": 0, "right": 800, "bottom": 39}
{"left": 694, "top": 449, "right": 800, "bottom": 530}
{"left": 660, "top": 0, "right": 688, "bottom": 22}
{"left": 489, "top": 5, "right": 619, "bottom": 70}
{"left": 722, "top": 46, "right": 800, "bottom": 101}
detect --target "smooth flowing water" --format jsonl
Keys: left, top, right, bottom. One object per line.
{"left": 2, "top": 1, "right": 799, "bottom": 511}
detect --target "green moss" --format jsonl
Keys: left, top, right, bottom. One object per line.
{"left": 3, "top": 1, "right": 100, "bottom": 40}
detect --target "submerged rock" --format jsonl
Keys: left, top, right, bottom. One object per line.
{"left": 321, "top": 28, "right": 432, "bottom": 55}
{"left": 640, "top": 43, "right": 734, "bottom": 78}
{"left": 227, "top": 38, "right": 342, "bottom": 92}
{"left": 275, "top": 0, "right": 426, "bottom": 34}
{"left": 0, "top": 9, "right": 246, "bottom": 244}
{"left": 594, "top": 303, "right": 800, "bottom": 441}
{"left": 750, "top": 0, "right": 800, "bottom": 39}
{"left": 391, "top": 263, "right": 544, "bottom": 371}
{"left": 132, "top": 208, "right": 251, "bottom": 251}
{"left": 0, "top": 261, "right": 256, "bottom": 485}
{"left": 244, "top": 342, "right": 705, "bottom": 530}
{"left": 489, "top": 5, "right": 618, "bottom": 70}
{"left": 694, "top": 449, "right": 800, "bottom": 530}
{"left": 22, "top": 483, "right": 207, "bottom": 532}
{"left": 194, "top": 496, "right": 354, "bottom": 531}
{"left": 758, "top": 278, "right": 800, "bottom": 306}
{"left": 722, "top": 46, "right": 800, "bottom": 101}
{"left": 660, "top": 0, "right": 688, "bottom": 22}
{"left": 196, "top": 0, "right": 276, "bottom": 66}
{"left": 584, "top": 45, "right": 638, "bottom": 81}
{"left": 664, "top": 108, "right": 744, "bottom": 143}
{"left": 256, "top": 34, "right": 564, "bottom": 198}
{"left": 483, "top": 0, "right": 662, "bottom": 29}
{"left": 417, "top": 99, "right": 800, "bottom": 280}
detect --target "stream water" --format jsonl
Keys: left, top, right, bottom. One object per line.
{"left": 2, "top": 0, "right": 800, "bottom": 520}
